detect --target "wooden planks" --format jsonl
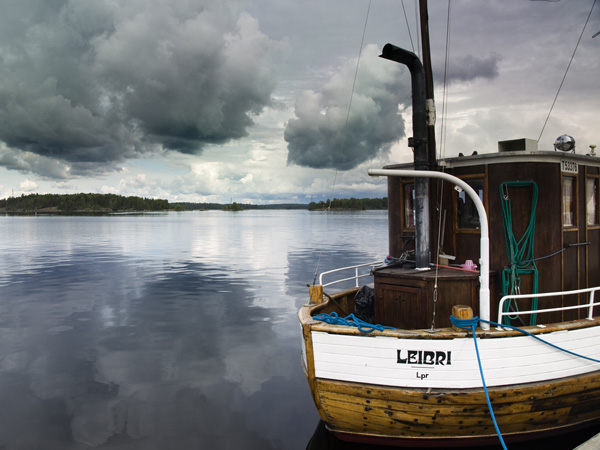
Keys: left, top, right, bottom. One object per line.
{"left": 313, "top": 373, "right": 600, "bottom": 441}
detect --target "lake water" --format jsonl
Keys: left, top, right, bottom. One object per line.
{"left": 0, "top": 210, "right": 389, "bottom": 449}
{"left": 1, "top": 210, "right": 597, "bottom": 450}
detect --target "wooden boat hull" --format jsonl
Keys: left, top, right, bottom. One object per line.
{"left": 300, "top": 300, "right": 600, "bottom": 446}
{"left": 307, "top": 373, "right": 600, "bottom": 447}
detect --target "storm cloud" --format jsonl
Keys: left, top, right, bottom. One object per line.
{"left": 439, "top": 54, "right": 502, "bottom": 84}
{"left": 284, "top": 45, "right": 410, "bottom": 170}
{"left": 0, "top": 0, "right": 281, "bottom": 176}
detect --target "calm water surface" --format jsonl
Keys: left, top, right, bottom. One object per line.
{"left": 1, "top": 211, "right": 597, "bottom": 450}
{"left": 0, "top": 210, "right": 388, "bottom": 449}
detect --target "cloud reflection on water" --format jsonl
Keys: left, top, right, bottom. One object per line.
{"left": 0, "top": 255, "right": 310, "bottom": 448}
{"left": 0, "top": 211, "right": 388, "bottom": 449}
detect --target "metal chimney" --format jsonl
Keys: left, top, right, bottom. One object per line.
{"left": 380, "top": 44, "right": 430, "bottom": 269}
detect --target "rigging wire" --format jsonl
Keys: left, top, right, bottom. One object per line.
{"left": 414, "top": 0, "right": 422, "bottom": 58}
{"left": 431, "top": 0, "right": 453, "bottom": 329}
{"left": 538, "top": 0, "right": 597, "bottom": 142}
{"left": 401, "top": 0, "right": 416, "bottom": 53}
{"left": 326, "top": 0, "right": 372, "bottom": 206}
{"left": 438, "top": 0, "right": 452, "bottom": 161}
{"left": 311, "top": 0, "right": 372, "bottom": 285}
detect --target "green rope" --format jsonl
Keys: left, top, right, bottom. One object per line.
{"left": 499, "top": 181, "right": 539, "bottom": 325}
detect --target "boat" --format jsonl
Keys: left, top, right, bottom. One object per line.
{"left": 299, "top": 3, "right": 600, "bottom": 448}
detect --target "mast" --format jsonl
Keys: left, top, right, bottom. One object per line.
{"left": 419, "top": 0, "right": 437, "bottom": 168}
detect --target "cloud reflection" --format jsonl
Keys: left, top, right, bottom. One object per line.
{"left": 0, "top": 211, "right": 388, "bottom": 449}
{"left": 0, "top": 251, "right": 307, "bottom": 449}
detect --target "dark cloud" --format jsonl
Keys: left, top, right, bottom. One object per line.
{"left": 0, "top": 0, "right": 281, "bottom": 176}
{"left": 0, "top": 147, "right": 73, "bottom": 179}
{"left": 284, "top": 45, "right": 409, "bottom": 170}
{"left": 437, "top": 54, "right": 502, "bottom": 84}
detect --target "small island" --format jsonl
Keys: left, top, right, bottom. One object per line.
{"left": 308, "top": 197, "right": 387, "bottom": 211}
{"left": 222, "top": 202, "right": 244, "bottom": 212}
{"left": 0, "top": 193, "right": 170, "bottom": 214}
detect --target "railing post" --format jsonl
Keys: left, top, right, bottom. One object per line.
{"left": 309, "top": 285, "right": 324, "bottom": 304}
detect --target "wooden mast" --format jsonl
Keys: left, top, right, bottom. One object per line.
{"left": 419, "top": 0, "right": 437, "bottom": 169}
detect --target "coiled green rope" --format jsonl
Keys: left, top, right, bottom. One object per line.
{"left": 499, "top": 181, "right": 539, "bottom": 325}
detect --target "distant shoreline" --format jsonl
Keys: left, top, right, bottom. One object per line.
{"left": 1, "top": 193, "right": 387, "bottom": 214}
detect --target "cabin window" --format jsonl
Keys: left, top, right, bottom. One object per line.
{"left": 457, "top": 179, "right": 483, "bottom": 229}
{"left": 587, "top": 177, "right": 599, "bottom": 226}
{"left": 562, "top": 176, "right": 576, "bottom": 227}
{"left": 403, "top": 182, "right": 415, "bottom": 228}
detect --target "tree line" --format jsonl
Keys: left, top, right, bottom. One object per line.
{"left": 173, "top": 202, "right": 308, "bottom": 211}
{"left": 0, "top": 193, "right": 388, "bottom": 213}
{"left": 0, "top": 193, "right": 170, "bottom": 213}
{"left": 308, "top": 197, "right": 388, "bottom": 211}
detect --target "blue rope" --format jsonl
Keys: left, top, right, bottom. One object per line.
{"left": 313, "top": 312, "right": 396, "bottom": 333}
{"left": 450, "top": 315, "right": 600, "bottom": 450}
{"left": 480, "top": 318, "right": 600, "bottom": 365}
{"left": 450, "top": 316, "right": 508, "bottom": 450}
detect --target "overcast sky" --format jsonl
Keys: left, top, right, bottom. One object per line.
{"left": 0, "top": 0, "right": 598, "bottom": 204}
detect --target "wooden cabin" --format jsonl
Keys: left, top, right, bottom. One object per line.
{"left": 376, "top": 138, "right": 600, "bottom": 328}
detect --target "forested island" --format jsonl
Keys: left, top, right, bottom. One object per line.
{"left": 180, "top": 198, "right": 387, "bottom": 211}
{"left": 0, "top": 193, "right": 388, "bottom": 214}
{"left": 308, "top": 197, "right": 388, "bottom": 211}
{"left": 0, "top": 193, "right": 170, "bottom": 213}
{"left": 176, "top": 202, "right": 307, "bottom": 211}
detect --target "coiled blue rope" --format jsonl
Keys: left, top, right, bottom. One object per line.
{"left": 313, "top": 312, "right": 396, "bottom": 333}
{"left": 450, "top": 315, "right": 600, "bottom": 450}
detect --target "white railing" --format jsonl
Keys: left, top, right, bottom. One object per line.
{"left": 319, "top": 261, "right": 384, "bottom": 289}
{"left": 497, "top": 286, "right": 600, "bottom": 325}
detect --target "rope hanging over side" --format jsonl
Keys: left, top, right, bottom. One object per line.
{"left": 450, "top": 314, "right": 600, "bottom": 450}
{"left": 449, "top": 315, "right": 507, "bottom": 450}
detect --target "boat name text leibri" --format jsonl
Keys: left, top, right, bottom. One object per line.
{"left": 397, "top": 349, "right": 452, "bottom": 366}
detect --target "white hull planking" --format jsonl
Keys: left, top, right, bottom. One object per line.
{"left": 309, "top": 326, "right": 600, "bottom": 389}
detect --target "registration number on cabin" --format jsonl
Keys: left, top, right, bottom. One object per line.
{"left": 561, "top": 160, "right": 578, "bottom": 174}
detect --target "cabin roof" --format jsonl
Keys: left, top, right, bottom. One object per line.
{"left": 384, "top": 150, "right": 600, "bottom": 170}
